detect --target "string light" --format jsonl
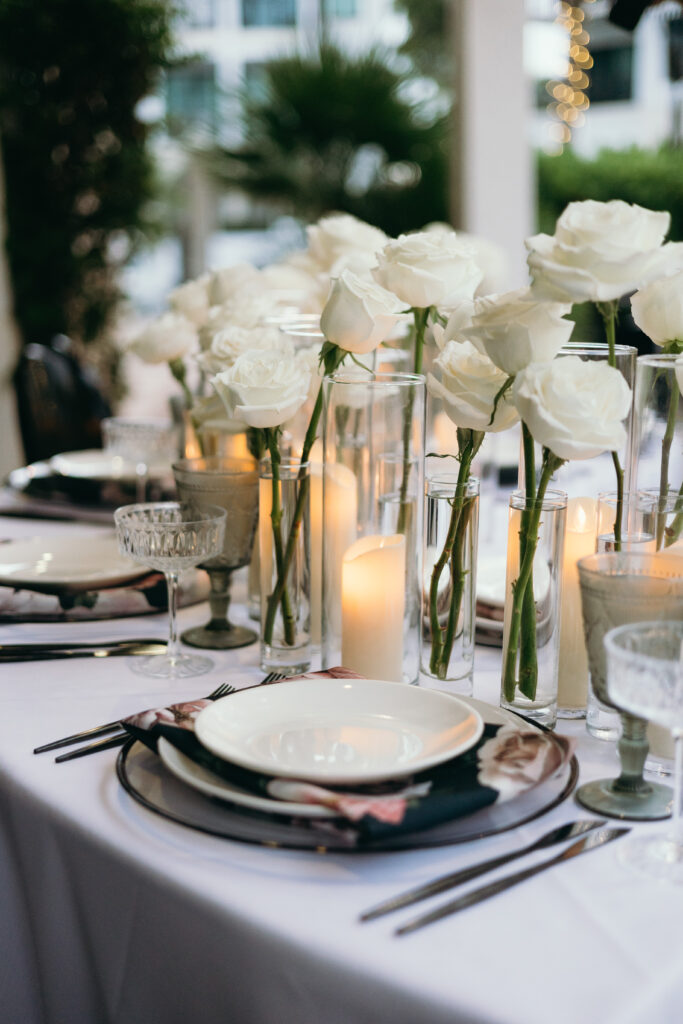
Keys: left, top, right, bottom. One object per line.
{"left": 545, "top": 0, "right": 595, "bottom": 153}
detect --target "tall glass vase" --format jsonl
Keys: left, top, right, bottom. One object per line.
{"left": 500, "top": 490, "right": 567, "bottom": 729}
{"left": 259, "top": 457, "right": 311, "bottom": 675}
{"left": 519, "top": 342, "right": 637, "bottom": 498}
{"left": 421, "top": 475, "right": 479, "bottom": 694}
{"left": 632, "top": 353, "right": 683, "bottom": 549}
{"left": 321, "top": 371, "right": 425, "bottom": 683}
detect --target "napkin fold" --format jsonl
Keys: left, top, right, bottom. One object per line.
{"left": 122, "top": 670, "right": 575, "bottom": 846}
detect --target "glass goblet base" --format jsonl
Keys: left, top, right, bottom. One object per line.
{"left": 129, "top": 651, "right": 214, "bottom": 679}
{"left": 181, "top": 622, "right": 257, "bottom": 650}
{"left": 619, "top": 833, "right": 683, "bottom": 883}
{"left": 576, "top": 778, "right": 672, "bottom": 821}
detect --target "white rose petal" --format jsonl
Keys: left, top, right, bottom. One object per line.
{"left": 307, "top": 213, "right": 388, "bottom": 273}
{"left": 465, "top": 289, "right": 573, "bottom": 375}
{"left": 211, "top": 349, "right": 312, "bottom": 429}
{"left": 320, "top": 269, "right": 406, "bottom": 354}
{"left": 129, "top": 312, "right": 197, "bottom": 364}
{"left": 373, "top": 231, "right": 483, "bottom": 308}
{"left": 208, "top": 263, "right": 263, "bottom": 306}
{"left": 428, "top": 340, "right": 518, "bottom": 433}
{"left": 295, "top": 345, "right": 324, "bottom": 401}
{"left": 513, "top": 357, "right": 631, "bottom": 461}
{"left": 198, "top": 324, "right": 292, "bottom": 374}
{"left": 526, "top": 199, "right": 672, "bottom": 304}
{"left": 631, "top": 269, "right": 683, "bottom": 348}
{"left": 169, "top": 275, "right": 211, "bottom": 326}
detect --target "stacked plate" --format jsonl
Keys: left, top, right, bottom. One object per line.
{"left": 158, "top": 678, "right": 485, "bottom": 820}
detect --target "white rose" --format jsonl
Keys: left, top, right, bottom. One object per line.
{"left": 320, "top": 269, "right": 406, "bottom": 354}
{"left": 373, "top": 230, "right": 483, "bottom": 308}
{"left": 513, "top": 357, "right": 631, "bottom": 461}
{"left": 526, "top": 199, "right": 672, "bottom": 303}
{"left": 211, "top": 349, "right": 311, "bottom": 429}
{"left": 431, "top": 300, "right": 477, "bottom": 352}
{"left": 169, "top": 275, "right": 211, "bottom": 326}
{"left": 198, "top": 324, "right": 292, "bottom": 374}
{"left": 631, "top": 270, "right": 683, "bottom": 349}
{"left": 129, "top": 312, "right": 197, "bottom": 364}
{"left": 425, "top": 223, "right": 511, "bottom": 296}
{"left": 428, "top": 340, "right": 519, "bottom": 433}
{"left": 465, "top": 289, "right": 573, "bottom": 375}
{"left": 208, "top": 263, "right": 263, "bottom": 305}
{"left": 307, "top": 213, "right": 388, "bottom": 272}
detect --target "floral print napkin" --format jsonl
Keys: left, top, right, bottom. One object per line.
{"left": 122, "top": 670, "right": 575, "bottom": 845}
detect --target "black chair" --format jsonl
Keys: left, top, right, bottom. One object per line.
{"left": 13, "top": 335, "right": 111, "bottom": 464}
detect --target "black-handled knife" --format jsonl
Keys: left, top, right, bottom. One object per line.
{"left": 395, "top": 827, "right": 630, "bottom": 936}
{"left": 360, "top": 818, "right": 607, "bottom": 923}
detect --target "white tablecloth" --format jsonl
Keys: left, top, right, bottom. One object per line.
{"left": 1, "top": 516, "right": 683, "bottom": 1024}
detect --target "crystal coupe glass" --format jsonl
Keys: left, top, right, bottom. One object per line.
{"left": 605, "top": 621, "right": 683, "bottom": 881}
{"left": 173, "top": 457, "right": 259, "bottom": 649}
{"left": 114, "top": 502, "right": 226, "bottom": 678}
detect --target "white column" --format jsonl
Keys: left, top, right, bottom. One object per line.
{"left": 450, "top": 0, "right": 534, "bottom": 288}
{"left": 0, "top": 139, "right": 24, "bottom": 473}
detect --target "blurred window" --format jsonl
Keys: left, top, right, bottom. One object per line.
{"left": 328, "top": 0, "right": 357, "bottom": 16}
{"left": 670, "top": 17, "right": 683, "bottom": 82}
{"left": 241, "top": 0, "right": 296, "bottom": 26}
{"left": 244, "top": 62, "right": 269, "bottom": 100}
{"left": 182, "top": 0, "right": 216, "bottom": 28}
{"left": 166, "top": 62, "right": 217, "bottom": 131}
{"left": 588, "top": 45, "right": 633, "bottom": 102}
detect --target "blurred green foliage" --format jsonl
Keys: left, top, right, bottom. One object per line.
{"left": 212, "top": 44, "right": 450, "bottom": 236}
{"left": 538, "top": 145, "right": 683, "bottom": 240}
{"left": 0, "top": 0, "right": 176, "bottom": 351}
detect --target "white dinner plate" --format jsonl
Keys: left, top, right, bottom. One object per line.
{"left": 194, "top": 678, "right": 484, "bottom": 785}
{"left": 0, "top": 534, "right": 147, "bottom": 592}
{"left": 157, "top": 738, "right": 337, "bottom": 819}
{"left": 50, "top": 449, "right": 169, "bottom": 481}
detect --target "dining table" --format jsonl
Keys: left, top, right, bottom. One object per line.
{"left": 1, "top": 511, "right": 683, "bottom": 1024}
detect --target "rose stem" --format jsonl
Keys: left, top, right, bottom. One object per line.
{"left": 440, "top": 489, "right": 476, "bottom": 678}
{"left": 518, "top": 424, "right": 540, "bottom": 700}
{"left": 657, "top": 381, "right": 679, "bottom": 548}
{"left": 598, "top": 300, "right": 624, "bottom": 550}
{"left": 428, "top": 435, "right": 472, "bottom": 675}
{"left": 263, "top": 429, "right": 296, "bottom": 646}
{"left": 263, "top": 345, "right": 346, "bottom": 646}
{"left": 502, "top": 451, "right": 560, "bottom": 704}
{"left": 665, "top": 481, "right": 683, "bottom": 547}
{"left": 397, "top": 307, "right": 429, "bottom": 535}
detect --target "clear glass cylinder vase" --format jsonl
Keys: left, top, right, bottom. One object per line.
{"left": 421, "top": 475, "right": 479, "bottom": 694}
{"left": 632, "top": 353, "right": 683, "bottom": 550}
{"left": 259, "top": 457, "right": 311, "bottom": 675}
{"left": 500, "top": 489, "right": 567, "bottom": 729}
{"left": 321, "top": 371, "right": 425, "bottom": 683}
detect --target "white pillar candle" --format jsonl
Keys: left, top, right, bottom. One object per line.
{"left": 558, "top": 496, "right": 597, "bottom": 710}
{"left": 309, "top": 461, "right": 357, "bottom": 644}
{"left": 341, "top": 534, "right": 405, "bottom": 681}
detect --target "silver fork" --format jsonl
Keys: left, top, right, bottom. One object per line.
{"left": 49, "top": 672, "right": 287, "bottom": 761}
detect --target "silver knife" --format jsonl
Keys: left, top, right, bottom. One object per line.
{"left": 360, "top": 818, "right": 607, "bottom": 922}
{"left": 0, "top": 641, "right": 167, "bottom": 662}
{"left": 395, "top": 827, "right": 630, "bottom": 937}
{"left": 0, "top": 638, "right": 164, "bottom": 654}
